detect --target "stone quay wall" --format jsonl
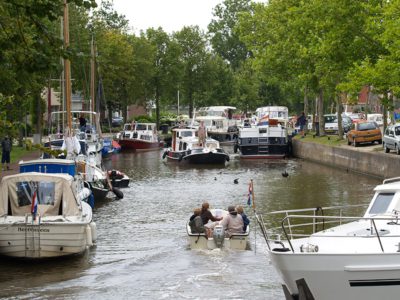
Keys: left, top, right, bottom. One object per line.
{"left": 292, "top": 139, "right": 400, "bottom": 179}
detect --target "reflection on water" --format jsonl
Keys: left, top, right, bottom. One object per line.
{"left": 0, "top": 150, "right": 380, "bottom": 299}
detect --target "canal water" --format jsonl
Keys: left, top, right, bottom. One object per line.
{"left": 0, "top": 149, "right": 380, "bottom": 299}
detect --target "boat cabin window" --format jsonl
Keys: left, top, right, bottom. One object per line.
{"left": 368, "top": 193, "right": 395, "bottom": 215}
{"left": 136, "top": 124, "right": 147, "bottom": 131}
{"left": 180, "top": 131, "right": 194, "bottom": 137}
{"left": 178, "top": 142, "right": 187, "bottom": 151}
{"left": 16, "top": 181, "right": 56, "bottom": 207}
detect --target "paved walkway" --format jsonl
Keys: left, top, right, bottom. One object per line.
{"left": 0, "top": 150, "right": 41, "bottom": 180}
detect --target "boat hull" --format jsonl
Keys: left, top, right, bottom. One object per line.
{"left": 187, "top": 226, "right": 249, "bottom": 250}
{"left": 237, "top": 143, "right": 288, "bottom": 159}
{"left": 0, "top": 222, "right": 93, "bottom": 258}
{"left": 166, "top": 150, "right": 229, "bottom": 164}
{"left": 184, "top": 152, "right": 229, "bottom": 164}
{"left": 269, "top": 250, "right": 400, "bottom": 300}
{"left": 118, "top": 138, "right": 163, "bottom": 151}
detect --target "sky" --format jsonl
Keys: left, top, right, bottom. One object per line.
{"left": 110, "top": 0, "right": 264, "bottom": 34}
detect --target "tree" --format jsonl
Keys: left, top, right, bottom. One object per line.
{"left": 145, "top": 28, "right": 182, "bottom": 128}
{"left": 208, "top": 0, "right": 252, "bottom": 70}
{"left": 174, "top": 26, "right": 208, "bottom": 117}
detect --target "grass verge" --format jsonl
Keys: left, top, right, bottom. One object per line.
{"left": 293, "top": 132, "right": 347, "bottom": 147}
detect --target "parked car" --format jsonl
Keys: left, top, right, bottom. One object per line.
{"left": 112, "top": 116, "right": 124, "bottom": 127}
{"left": 324, "top": 114, "right": 352, "bottom": 134}
{"left": 347, "top": 113, "right": 364, "bottom": 123}
{"left": 383, "top": 125, "right": 400, "bottom": 154}
{"left": 346, "top": 121, "right": 382, "bottom": 147}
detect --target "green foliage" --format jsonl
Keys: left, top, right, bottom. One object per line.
{"left": 133, "top": 115, "right": 155, "bottom": 123}
{"left": 208, "top": 0, "right": 252, "bottom": 70}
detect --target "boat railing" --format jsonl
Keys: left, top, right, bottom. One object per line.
{"left": 255, "top": 204, "right": 369, "bottom": 252}
{"left": 383, "top": 177, "right": 400, "bottom": 184}
{"left": 278, "top": 214, "right": 400, "bottom": 253}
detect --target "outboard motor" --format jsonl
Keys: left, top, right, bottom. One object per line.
{"left": 212, "top": 225, "right": 225, "bottom": 248}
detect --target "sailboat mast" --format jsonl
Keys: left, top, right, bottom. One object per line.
{"left": 63, "top": 0, "right": 72, "bottom": 130}
{"left": 90, "top": 33, "right": 96, "bottom": 124}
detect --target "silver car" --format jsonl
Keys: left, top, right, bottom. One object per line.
{"left": 383, "top": 125, "right": 400, "bottom": 154}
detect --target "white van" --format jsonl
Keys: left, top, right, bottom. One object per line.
{"left": 367, "top": 114, "right": 383, "bottom": 127}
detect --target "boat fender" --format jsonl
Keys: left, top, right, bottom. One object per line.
{"left": 90, "top": 222, "right": 97, "bottom": 243}
{"left": 233, "top": 144, "right": 238, "bottom": 154}
{"left": 162, "top": 151, "right": 168, "bottom": 159}
{"left": 87, "top": 192, "right": 95, "bottom": 208}
{"left": 112, "top": 187, "right": 124, "bottom": 199}
{"left": 86, "top": 225, "right": 93, "bottom": 247}
{"left": 178, "top": 153, "right": 183, "bottom": 162}
{"left": 225, "top": 155, "right": 230, "bottom": 162}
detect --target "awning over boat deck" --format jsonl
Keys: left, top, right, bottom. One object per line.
{"left": 0, "top": 172, "right": 81, "bottom": 217}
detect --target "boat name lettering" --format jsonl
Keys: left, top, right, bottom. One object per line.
{"left": 17, "top": 227, "right": 50, "bottom": 233}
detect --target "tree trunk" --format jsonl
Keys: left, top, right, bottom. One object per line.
{"left": 303, "top": 86, "right": 309, "bottom": 134}
{"left": 337, "top": 93, "right": 343, "bottom": 139}
{"left": 318, "top": 89, "right": 325, "bottom": 136}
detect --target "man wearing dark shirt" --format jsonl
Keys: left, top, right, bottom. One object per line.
{"left": 201, "top": 202, "right": 223, "bottom": 237}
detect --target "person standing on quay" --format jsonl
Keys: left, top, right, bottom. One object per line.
{"left": 296, "top": 112, "right": 307, "bottom": 138}
{"left": 1, "top": 136, "right": 12, "bottom": 171}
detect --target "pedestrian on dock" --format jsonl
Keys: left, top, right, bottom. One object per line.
{"left": 296, "top": 112, "right": 307, "bottom": 138}
{"left": 1, "top": 136, "right": 12, "bottom": 171}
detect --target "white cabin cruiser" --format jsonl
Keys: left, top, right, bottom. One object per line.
{"left": 162, "top": 128, "right": 229, "bottom": 164}
{"left": 187, "top": 209, "right": 249, "bottom": 250}
{"left": 0, "top": 172, "right": 96, "bottom": 258}
{"left": 117, "top": 122, "right": 163, "bottom": 151}
{"left": 235, "top": 106, "right": 290, "bottom": 159}
{"left": 195, "top": 106, "right": 239, "bottom": 144}
{"left": 256, "top": 177, "right": 400, "bottom": 300}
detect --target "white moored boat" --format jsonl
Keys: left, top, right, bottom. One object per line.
{"left": 0, "top": 172, "right": 96, "bottom": 258}
{"left": 235, "top": 106, "right": 290, "bottom": 159}
{"left": 163, "top": 128, "right": 230, "bottom": 164}
{"left": 256, "top": 177, "right": 400, "bottom": 300}
{"left": 187, "top": 209, "right": 249, "bottom": 250}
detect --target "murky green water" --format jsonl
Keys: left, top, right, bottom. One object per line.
{"left": 0, "top": 149, "right": 380, "bottom": 299}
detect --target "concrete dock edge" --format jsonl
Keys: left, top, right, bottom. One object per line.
{"left": 292, "top": 139, "right": 400, "bottom": 179}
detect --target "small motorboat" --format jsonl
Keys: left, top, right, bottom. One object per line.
{"left": 0, "top": 172, "right": 96, "bottom": 258}
{"left": 163, "top": 128, "right": 230, "bottom": 164}
{"left": 107, "top": 169, "right": 130, "bottom": 188}
{"left": 187, "top": 209, "right": 249, "bottom": 250}
{"left": 117, "top": 122, "right": 163, "bottom": 151}
{"left": 102, "top": 137, "right": 114, "bottom": 158}
{"left": 256, "top": 177, "right": 400, "bottom": 300}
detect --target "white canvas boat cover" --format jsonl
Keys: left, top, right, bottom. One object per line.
{"left": 0, "top": 173, "right": 81, "bottom": 217}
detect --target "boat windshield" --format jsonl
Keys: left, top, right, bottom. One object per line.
{"left": 368, "top": 193, "right": 394, "bottom": 215}
{"left": 136, "top": 124, "right": 148, "bottom": 131}
{"left": 16, "top": 181, "right": 56, "bottom": 207}
{"left": 180, "top": 131, "right": 195, "bottom": 137}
